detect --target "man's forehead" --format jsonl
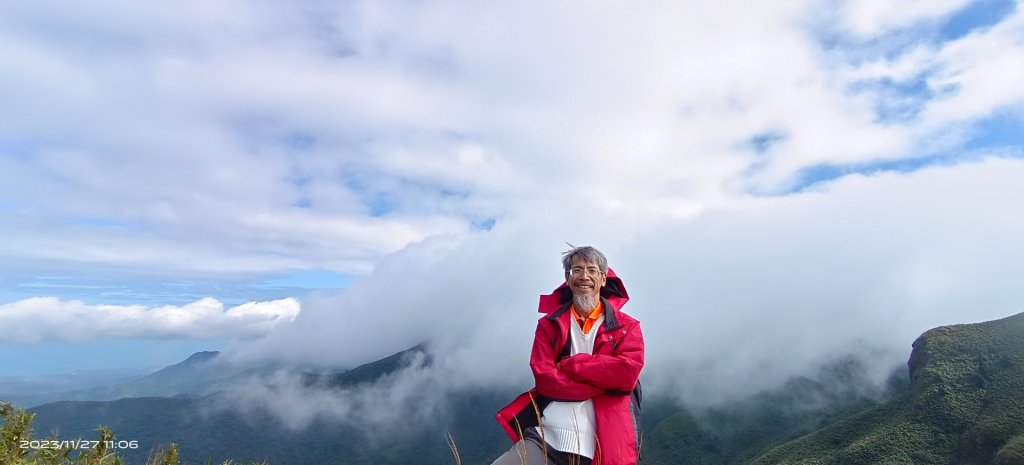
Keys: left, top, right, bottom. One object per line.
{"left": 570, "top": 255, "right": 600, "bottom": 266}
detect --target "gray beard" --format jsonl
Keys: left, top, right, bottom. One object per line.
{"left": 573, "top": 294, "right": 599, "bottom": 313}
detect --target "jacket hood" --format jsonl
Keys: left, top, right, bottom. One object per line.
{"left": 537, "top": 267, "right": 629, "bottom": 313}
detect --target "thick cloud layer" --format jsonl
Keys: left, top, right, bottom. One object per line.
{"left": 232, "top": 156, "right": 1024, "bottom": 412}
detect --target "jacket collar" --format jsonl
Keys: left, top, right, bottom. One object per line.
{"left": 547, "top": 296, "right": 621, "bottom": 331}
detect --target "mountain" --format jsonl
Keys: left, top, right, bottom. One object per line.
{"left": 26, "top": 344, "right": 518, "bottom": 465}
{"left": 29, "top": 351, "right": 313, "bottom": 406}
{"left": 18, "top": 312, "right": 1024, "bottom": 465}
{"left": 640, "top": 357, "right": 904, "bottom": 465}
{"left": 22, "top": 345, "right": 891, "bottom": 465}
{"left": 748, "top": 311, "right": 1024, "bottom": 464}
{"left": 297, "top": 342, "right": 430, "bottom": 389}
{"left": 44, "top": 351, "right": 238, "bottom": 404}
{"left": 0, "top": 352, "right": 247, "bottom": 407}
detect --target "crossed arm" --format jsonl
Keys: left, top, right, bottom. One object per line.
{"left": 530, "top": 318, "right": 645, "bottom": 400}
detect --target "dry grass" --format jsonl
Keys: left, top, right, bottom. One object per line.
{"left": 445, "top": 431, "right": 462, "bottom": 465}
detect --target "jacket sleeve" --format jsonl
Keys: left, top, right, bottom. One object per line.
{"left": 559, "top": 321, "right": 644, "bottom": 392}
{"left": 530, "top": 318, "right": 604, "bottom": 400}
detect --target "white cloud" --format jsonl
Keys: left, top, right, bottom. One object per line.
{"left": 831, "top": 4, "right": 1024, "bottom": 138}
{"left": 920, "top": 6, "right": 1024, "bottom": 127}
{"left": 2, "top": 0, "right": 1022, "bottom": 284}
{"left": 839, "top": 0, "right": 975, "bottom": 37}
{"left": 229, "top": 156, "right": 1024, "bottom": 411}
{"left": 0, "top": 297, "right": 299, "bottom": 343}
{"left": 214, "top": 351, "right": 445, "bottom": 432}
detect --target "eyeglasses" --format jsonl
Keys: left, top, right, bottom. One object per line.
{"left": 568, "top": 267, "right": 604, "bottom": 277}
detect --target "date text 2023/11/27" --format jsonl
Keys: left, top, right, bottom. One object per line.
{"left": 20, "top": 439, "right": 141, "bottom": 450}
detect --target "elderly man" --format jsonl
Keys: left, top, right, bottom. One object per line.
{"left": 493, "top": 246, "right": 645, "bottom": 465}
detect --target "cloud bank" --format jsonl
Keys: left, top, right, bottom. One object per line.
{"left": 0, "top": 297, "right": 299, "bottom": 343}
{"left": 230, "top": 155, "right": 1024, "bottom": 411}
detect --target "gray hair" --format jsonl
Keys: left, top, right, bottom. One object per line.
{"left": 561, "top": 245, "right": 608, "bottom": 273}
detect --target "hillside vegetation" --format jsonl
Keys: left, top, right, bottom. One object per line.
{"left": 640, "top": 357, "right": 903, "bottom": 465}
{"left": 749, "top": 312, "right": 1024, "bottom": 465}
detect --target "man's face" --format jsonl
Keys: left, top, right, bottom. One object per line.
{"left": 566, "top": 255, "right": 607, "bottom": 298}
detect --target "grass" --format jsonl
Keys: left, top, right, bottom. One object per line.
{"left": 445, "top": 431, "right": 462, "bottom": 465}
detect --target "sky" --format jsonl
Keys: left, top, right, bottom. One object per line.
{"left": 1, "top": 0, "right": 1023, "bottom": 412}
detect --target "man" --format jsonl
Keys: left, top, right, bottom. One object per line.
{"left": 492, "top": 246, "right": 644, "bottom": 465}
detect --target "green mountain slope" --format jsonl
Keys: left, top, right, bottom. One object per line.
{"left": 641, "top": 357, "right": 901, "bottom": 465}
{"left": 750, "top": 312, "right": 1024, "bottom": 465}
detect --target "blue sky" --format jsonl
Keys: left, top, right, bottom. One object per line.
{"left": 1, "top": 0, "right": 1023, "bottom": 383}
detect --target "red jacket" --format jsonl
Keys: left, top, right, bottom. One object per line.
{"left": 496, "top": 268, "right": 645, "bottom": 465}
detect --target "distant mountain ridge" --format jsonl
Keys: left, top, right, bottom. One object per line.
{"left": 301, "top": 342, "right": 429, "bottom": 389}
{"left": 0, "top": 367, "right": 154, "bottom": 408}
{"left": 178, "top": 351, "right": 221, "bottom": 365}
{"left": 125, "top": 350, "right": 222, "bottom": 385}
{"left": 26, "top": 343, "right": 500, "bottom": 465}
{"left": 46, "top": 350, "right": 248, "bottom": 403}
{"left": 5, "top": 350, "right": 295, "bottom": 407}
